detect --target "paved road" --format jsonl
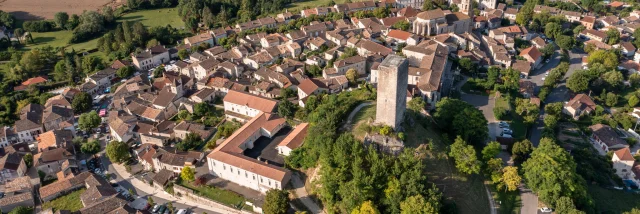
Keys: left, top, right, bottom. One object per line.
{"left": 520, "top": 185, "right": 540, "bottom": 214}
{"left": 528, "top": 49, "right": 585, "bottom": 146}
{"left": 291, "top": 173, "right": 324, "bottom": 214}
{"left": 461, "top": 93, "right": 500, "bottom": 141}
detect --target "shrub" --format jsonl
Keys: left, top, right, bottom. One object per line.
{"left": 493, "top": 107, "right": 507, "bottom": 120}
{"left": 23, "top": 20, "right": 55, "bottom": 32}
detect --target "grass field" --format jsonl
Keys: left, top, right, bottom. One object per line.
{"left": 117, "top": 8, "right": 184, "bottom": 29}
{"left": 42, "top": 188, "right": 86, "bottom": 212}
{"left": 177, "top": 179, "right": 246, "bottom": 208}
{"left": 22, "top": 8, "right": 184, "bottom": 54}
{"left": 284, "top": 0, "right": 347, "bottom": 13}
{"left": 351, "top": 104, "right": 376, "bottom": 139}
{"left": 589, "top": 185, "right": 640, "bottom": 213}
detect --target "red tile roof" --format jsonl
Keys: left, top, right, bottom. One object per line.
{"left": 387, "top": 29, "right": 412, "bottom": 40}
{"left": 519, "top": 46, "right": 542, "bottom": 62}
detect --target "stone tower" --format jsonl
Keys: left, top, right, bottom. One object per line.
{"left": 461, "top": 0, "right": 474, "bottom": 32}
{"left": 375, "top": 55, "right": 408, "bottom": 130}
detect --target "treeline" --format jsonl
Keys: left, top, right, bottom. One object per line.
{"left": 127, "top": 0, "right": 178, "bottom": 10}
{"left": 97, "top": 21, "right": 188, "bottom": 60}
{"left": 176, "top": 0, "right": 291, "bottom": 32}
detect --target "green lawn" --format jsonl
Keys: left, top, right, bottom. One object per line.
{"left": 117, "top": 8, "right": 184, "bottom": 28}
{"left": 351, "top": 104, "right": 376, "bottom": 139}
{"left": 589, "top": 185, "right": 640, "bottom": 213}
{"left": 42, "top": 188, "right": 86, "bottom": 212}
{"left": 22, "top": 8, "right": 184, "bottom": 54}
{"left": 491, "top": 186, "right": 521, "bottom": 214}
{"left": 284, "top": 0, "right": 347, "bottom": 13}
{"left": 177, "top": 180, "right": 246, "bottom": 208}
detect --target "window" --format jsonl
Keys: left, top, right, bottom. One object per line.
{"left": 253, "top": 175, "right": 256, "bottom": 180}
{"left": 237, "top": 170, "right": 240, "bottom": 175}
{"left": 223, "top": 165, "right": 226, "bottom": 170}
{"left": 245, "top": 172, "right": 248, "bottom": 178}
{"left": 230, "top": 167, "right": 233, "bottom": 173}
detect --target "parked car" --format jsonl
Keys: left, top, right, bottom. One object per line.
{"left": 152, "top": 205, "right": 162, "bottom": 213}
{"left": 500, "top": 133, "right": 512, "bottom": 138}
{"left": 499, "top": 121, "right": 509, "bottom": 128}
{"left": 540, "top": 207, "right": 552, "bottom": 213}
{"left": 502, "top": 128, "right": 513, "bottom": 135}
{"left": 157, "top": 205, "right": 166, "bottom": 214}
{"left": 176, "top": 209, "right": 188, "bottom": 214}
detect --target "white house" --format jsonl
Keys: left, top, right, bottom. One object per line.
{"left": 589, "top": 124, "right": 628, "bottom": 154}
{"left": 276, "top": 123, "right": 309, "bottom": 156}
{"left": 131, "top": 45, "right": 170, "bottom": 71}
{"left": 207, "top": 112, "right": 291, "bottom": 193}
{"left": 612, "top": 148, "right": 636, "bottom": 180}
{"left": 223, "top": 90, "right": 278, "bottom": 121}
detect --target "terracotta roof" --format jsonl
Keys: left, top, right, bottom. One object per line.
{"left": 207, "top": 112, "right": 290, "bottom": 182}
{"left": 298, "top": 78, "right": 327, "bottom": 95}
{"left": 581, "top": 16, "right": 596, "bottom": 23}
{"left": 185, "top": 32, "right": 213, "bottom": 45}
{"left": 3, "top": 176, "right": 32, "bottom": 193}
{"left": 278, "top": 123, "right": 309, "bottom": 149}
{"left": 387, "top": 29, "right": 412, "bottom": 40}
{"left": 37, "top": 129, "right": 74, "bottom": 152}
{"left": 565, "top": 94, "right": 596, "bottom": 113}
{"left": 223, "top": 90, "right": 278, "bottom": 113}
{"left": 0, "top": 150, "right": 23, "bottom": 171}
{"left": 152, "top": 169, "right": 174, "bottom": 186}
{"left": 39, "top": 172, "right": 92, "bottom": 199}
{"left": 520, "top": 46, "right": 542, "bottom": 62}
{"left": 614, "top": 147, "right": 635, "bottom": 161}
{"left": 0, "top": 192, "right": 33, "bottom": 207}
{"left": 622, "top": 42, "right": 636, "bottom": 51}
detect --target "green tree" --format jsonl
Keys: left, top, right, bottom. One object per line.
{"left": 449, "top": 136, "right": 481, "bottom": 174}
{"left": 545, "top": 102, "right": 564, "bottom": 117}
{"left": 147, "top": 197, "right": 154, "bottom": 206}
{"left": 23, "top": 153, "right": 33, "bottom": 168}
{"left": 176, "top": 132, "right": 203, "bottom": 151}
{"left": 106, "top": 141, "right": 131, "bottom": 164}
{"left": 379, "top": 126, "right": 392, "bottom": 136}
{"left": 116, "top": 65, "right": 134, "bottom": 78}
{"left": 180, "top": 166, "right": 195, "bottom": 182}
{"left": 458, "top": 58, "right": 476, "bottom": 74}
{"left": 629, "top": 95, "right": 639, "bottom": 107}
{"left": 81, "top": 139, "right": 101, "bottom": 155}
{"left": 54, "top": 12, "right": 70, "bottom": 29}
{"left": 605, "top": 92, "right": 618, "bottom": 107}
{"left": 72, "top": 92, "right": 92, "bottom": 113}
{"left": 264, "top": 189, "right": 289, "bottom": 214}
{"left": 392, "top": 20, "right": 410, "bottom": 31}
{"left": 78, "top": 111, "right": 101, "bottom": 132}
{"left": 178, "top": 49, "right": 189, "bottom": 60}
{"left": 606, "top": 28, "right": 620, "bottom": 45}
{"left": 501, "top": 166, "right": 521, "bottom": 192}
{"left": 512, "top": 139, "right": 533, "bottom": 162}
{"left": 153, "top": 66, "right": 165, "bottom": 78}
{"left": 352, "top": 200, "right": 380, "bottom": 214}
{"left": 544, "top": 115, "right": 559, "bottom": 129}
{"left": 400, "top": 195, "right": 439, "bottom": 214}
{"left": 522, "top": 138, "right": 591, "bottom": 208}
{"left": 453, "top": 106, "right": 489, "bottom": 143}
{"left": 8, "top": 206, "right": 31, "bottom": 214}
{"left": 346, "top": 68, "right": 358, "bottom": 84}
{"left": 567, "top": 70, "right": 591, "bottom": 92}
{"left": 630, "top": 73, "right": 640, "bottom": 87}
{"left": 587, "top": 50, "right": 618, "bottom": 70}
{"left": 545, "top": 22, "right": 563, "bottom": 39}
{"left": 602, "top": 70, "right": 623, "bottom": 89}
{"left": 555, "top": 197, "right": 582, "bottom": 214}
{"left": 277, "top": 100, "right": 296, "bottom": 119}
{"left": 556, "top": 35, "right": 574, "bottom": 50}
{"left": 482, "top": 141, "right": 501, "bottom": 161}
{"left": 407, "top": 98, "right": 426, "bottom": 113}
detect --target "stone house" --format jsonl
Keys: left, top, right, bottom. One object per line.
{"left": 131, "top": 45, "right": 170, "bottom": 71}
{"left": 612, "top": 148, "right": 636, "bottom": 180}
{"left": 589, "top": 124, "right": 628, "bottom": 154}
{"left": 563, "top": 94, "right": 596, "bottom": 119}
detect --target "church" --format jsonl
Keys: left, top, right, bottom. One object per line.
{"left": 413, "top": 0, "right": 474, "bottom": 36}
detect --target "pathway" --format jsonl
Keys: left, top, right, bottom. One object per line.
{"left": 341, "top": 101, "right": 374, "bottom": 130}
{"left": 291, "top": 173, "right": 324, "bottom": 214}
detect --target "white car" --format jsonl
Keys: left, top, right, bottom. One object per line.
{"left": 176, "top": 209, "right": 188, "bottom": 214}
{"left": 540, "top": 207, "right": 552, "bottom": 213}
{"left": 541, "top": 77, "right": 546, "bottom": 81}
{"left": 499, "top": 121, "right": 509, "bottom": 128}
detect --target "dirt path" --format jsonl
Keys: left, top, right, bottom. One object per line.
{"left": 341, "top": 101, "right": 374, "bottom": 131}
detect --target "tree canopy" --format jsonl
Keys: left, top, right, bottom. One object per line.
{"left": 522, "top": 138, "right": 592, "bottom": 210}
{"left": 81, "top": 139, "right": 101, "bottom": 155}
{"left": 106, "top": 141, "right": 131, "bottom": 164}
{"left": 264, "top": 189, "right": 290, "bottom": 214}
{"left": 72, "top": 92, "right": 92, "bottom": 113}
{"left": 449, "top": 136, "right": 481, "bottom": 175}
{"left": 78, "top": 111, "right": 101, "bottom": 132}
{"left": 176, "top": 132, "right": 203, "bottom": 151}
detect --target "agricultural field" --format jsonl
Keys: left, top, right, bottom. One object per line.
{"left": 0, "top": 0, "right": 115, "bottom": 20}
